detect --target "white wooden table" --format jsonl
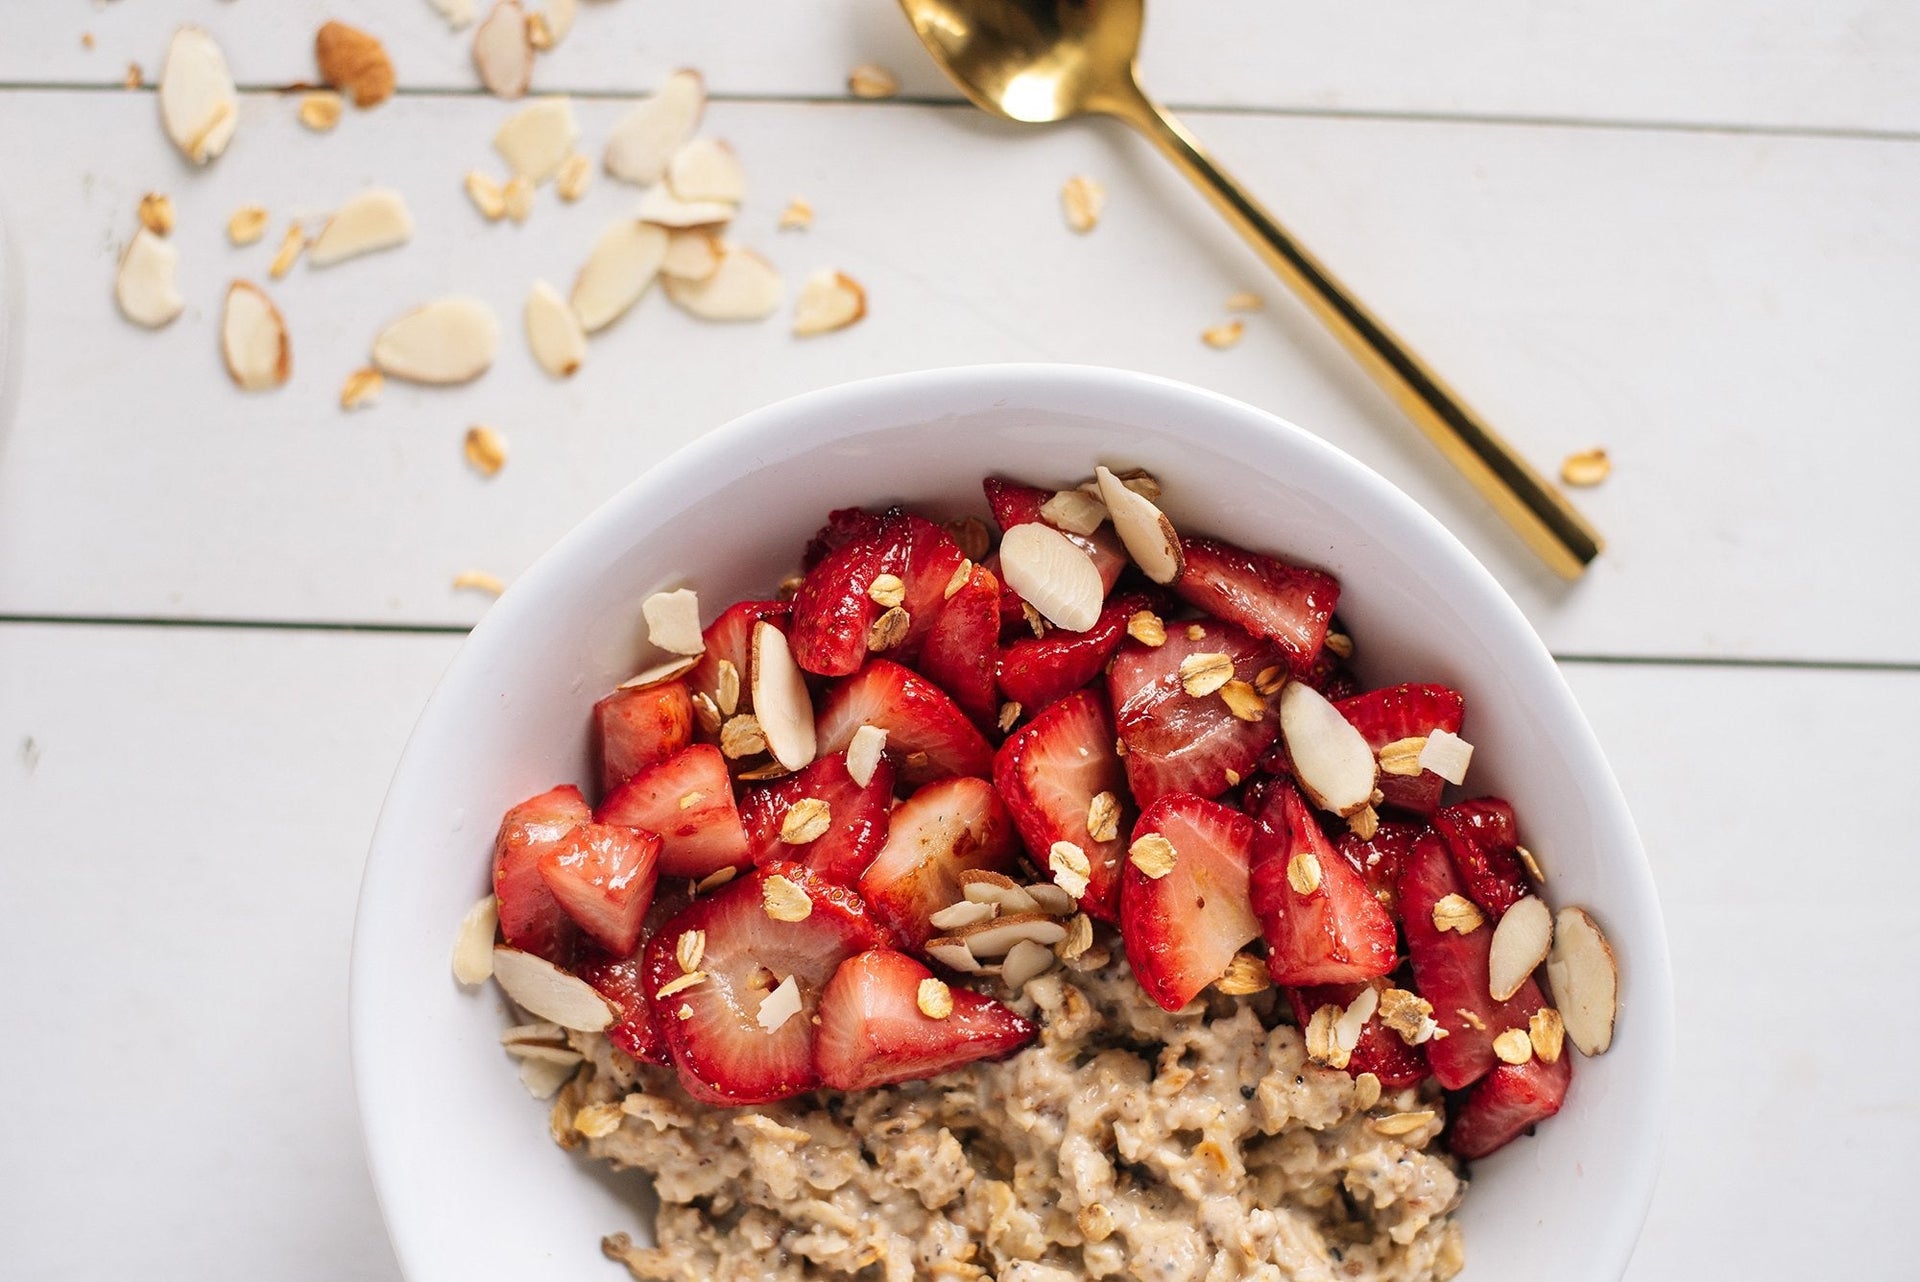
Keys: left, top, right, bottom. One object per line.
{"left": 1, "top": 3, "right": 1914, "bottom": 1277}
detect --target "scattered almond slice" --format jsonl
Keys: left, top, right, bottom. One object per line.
{"left": 668, "top": 137, "right": 747, "bottom": 204}
{"left": 464, "top": 425, "right": 507, "bottom": 476}
{"left": 491, "top": 946, "right": 614, "bottom": 1030}
{"left": 430, "top": 0, "right": 476, "bottom": 30}
{"left": 473, "top": 0, "right": 534, "bottom": 99}
{"left": 267, "top": 221, "right": 306, "bottom": 280}
{"left": 1487, "top": 895, "right": 1553, "bottom": 1001}
{"left": 604, "top": 69, "right": 706, "bottom": 186}
{"left": 315, "top": 21, "right": 394, "bottom": 108}
{"left": 1225, "top": 291, "right": 1264, "bottom": 312}
{"left": 556, "top": 153, "right": 592, "bottom": 202}
{"left": 115, "top": 230, "right": 184, "bottom": 329}
{"left": 535, "top": 0, "right": 576, "bottom": 45}
{"left": 1279, "top": 680, "right": 1378, "bottom": 817}
{"left": 664, "top": 247, "right": 784, "bottom": 322}
{"left": 1095, "top": 464, "right": 1184, "bottom": 584}
{"left": 1417, "top": 728, "right": 1473, "bottom": 785}
{"left": 137, "top": 192, "right": 175, "bottom": 237}
{"left": 453, "top": 570, "right": 507, "bottom": 596}
{"left": 571, "top": 220, "right": 668, "bottom": 332}
{"left": 340, "top": 367, "right": 383, "bottom": 411}
{"left": 228, "top": 205, "right": 269, "bottom": 245}
{"left": 643, "top": 588, "right": 705, "bottom": 656}
{"left": 1561, "top": 448, "right": 1611, "bottom": 487}
{"left": 373, "top": 297, "right": 500, "bottom": 384}
{"left": 220, "top": 281, "right": 291, "bottom": 391}
{"left": 1039, "top": 488, "right": 1107, "bottom": 536}
{"left": 618, "top": 654, "right": 699, "bottom": 689}
{"left": 1001, "top": 939, "right": 1056, "bottom": 992}
{"left": 637, "top": 185, "right": 737, "bottom": 229}
{"left": 451, "top": 895, "right": 498, "bottom": 984}
{"left": 751, "top": 620, "right": 817, "bottom": 771}
{"left": 1546, "top": 907, "right": 1618, "bottom": 1055}
{"left": 924, "top": 937, "right": 982, "bottom": 974}
{"left": 997, "top": 522, "right": 1103, "bottom": 632}
{"left": 960, "top": 871, "right": 1041, "bottom": 917}
{"left": 496, "top": 97, "right": 580, "bottom": 184}
{"left": 757, "top": 975, "right": 802, "bottom": 1032}
{"left": 299, "top": 91, "right": 343, "bottom": 131}
{"left": 791, "top": 270, "right": 866, "bottom": 337}
{"left": 1334, "top": 986, "right": 1380, "bottom": 1054}
{"left": 517, "top": 1053, "right": 579, "bottom": 1099}
{"left": 661, "top": 229, "right": 722, "bottom": 283}
{"left": 779, "top": 197, "right": 814, "bottom": 230}
{"left": 524, "top": 279, "right": 586, "bottom": 377}
{"left": 952, "top": 912, "right": 1067, "bottom": 959}
{"left": 1202, "top": 319, "right": 1245, "bottom": 350}
{"left": 1061, "top": 176, "right": 1105, "bottom": 233}
{"left": 502, "top": 175, "right": 534, "bottom": 223}
{"left": 159, "top": 26, "right": 238, "bottom": 165}
{"left": 1023, "top": 883, "right": 1076, "bottom": 917}
{"left": 308, "top": 187, "right": 413, "bottom": 267}
{"left": 845, "top": 724, "right": 887, "bottom": 788}
{"left": 928, "top": 899, "right": 995, "bottom": 933}
{"left": 847, "top": 63, "right": 900, "bottom": 99}
{"left": 465, "top": 171, "right": 507, "bottom": 221}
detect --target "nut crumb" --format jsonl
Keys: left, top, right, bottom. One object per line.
{"left": 137, "top": 192, "right": 175, "bottom": 237}
{"left": 453, "top": 569, "right": 506, "bottom": 596}
{"left": 674, "top": 929, "right": 706, "bottom": 974}
{"left": 1225, "top": 290, "right": 1264, "bottom": 312}
{"left": 339, "top": 366, "right": 383, "bottom": 411}
{"left": 228, "top": 204, "right": 270, "bottom": 246}
{"left": 1061, "top": 175, "right": 1105, "bottom": 233}
{"left": 997, "top": 701, "right": 1022, "bottom": 733}
{"left": 916, "top": 977, "right": 954, "bottom": 1019}
{"left": 466, "top": 171, "right": 507, "bottom": 221}
{"left": 502, "top": 174, "right": 534, "bottom": 222}
{"left": 268, "top": 221, "right": 305, "bottom": 279}
{"left": 299, "top": 90, "right": 343, "bottom": 131}
{"left": 1561, "top": 447, "right": 1611, "bottom": 487}
{"left": 847, "top": 63, "right": 899, "bottom": 99}
{"left": 1202, "top": 319, "right": 1244, "bottom": 350}
{"left": 464, "top": 425, "right": 507, "bottom": 476}
{"left": 556, "top": 152, "right": 592, "bottom": 202}
{"left": 779, "top": 196, "right": 814, "bottom": 230}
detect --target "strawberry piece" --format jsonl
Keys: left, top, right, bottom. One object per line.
{"left": 595, "top": 744, "right": 752, "bottom": 879}
{"left": 802, "top": 507, "right": 886, "bottom": 570}
{"left": 993, "top": 690, "right": 1132, "bottom": 922}
{"left": 537, "top": 823, "right": 662, "bottom": 956}
{"left": 1432, "top": 797, "right": 1532, "bottom": 919}
{"left": 998, "top": 590, "right": 1153, "bottom": 712}
{"left": 644, "top": 862, "right": 887, "bottom": 1106}
{"left": 1447, "top": 1051, "right": 1574, "bottom": 1160}
{"left": 1172, "top": 537, "right": 1339, "bottom": 674}
{"left": 738, "top": 751, "right": 897, "bottom": 885}
{"left": 1336, "top": 683, "right": 1465, "bottom": 816}
{"left": 592, "top": 679, "right": 694, "bottom": 795}
{"left": 1335, "top": 820, "right": 1424, "bottom": 917}
{"left": 686, "top": 600, "right": 789, "bottom": 734}
{"left": 789, "top": 511, "right": 965, "bottom": 676}
{"left": 1106, "top": 619, "right": 1283, "bottom": 806}
{"left": 816, "top": 660, "right": 996, "bottom": 786}
{"left": 1284, "top": 981, "right": 1431, "bottom": 1090}
{"left": 492, "top": 785, "right": 591, "bottom": 965}
{"left": 815, "top": 948, "right": 1036, "bottom": 1091}
{"left": 1248, "top": 782, "right": 1398, "bottom": 987}
{"left": 1120, "top": 794, "right": 1261, "bottom": 1012}
{"left": 858, "top": 776, "right": 1021, "bottom": 949}
{"left": 574, "top": 950, "right": 668, "bottom": 1065}
{"left": 1300, "top": 642, "right": 1362, "bottom": 702}
{"left": 916, "top": 562, "right": 1003, "bottom": 730}
{"left": 982, "top": 476, "right": 1128, "bottom": 594}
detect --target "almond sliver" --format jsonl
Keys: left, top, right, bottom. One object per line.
{"left": 373, "top": 297, "right": 500, "bottom": 385}
{"left": 637, "top": 184, "right": 737, "bottom": 229}
{"left": 667, "top": 137, "right": 746, "bottom": 204}
{"left": 750, "top": 621, "right": 816, "bottom": 771}
{"left": 997, "top": 522, "right": 1103, "bottom": 632}
{"left": 472, "top": 0, "right": 533, "bottom": 99}
{"left": 451, "top": 895, "right": 498, "bottom": 984}
{"left": 494, "top": 97, "right": 581, "bottom": 183}
{"left": 604, "top": 70, "right": 707, "bottom": 185}
{"left": 221, "top": 281, "right": 291, "bottom": 391}
{"left": 491, "top": 946, "right": 613, "bottom": 1031}
{"left": 1279, "top": 680, "right": 1377, "bottom": 817}
{"left": 663, "top": 247, "right": 784, "bottom": 322}
{"left": 307, "top": 187, "right": 414, "bottom": 267}
{"left": 115, "top": 229, "right": 184, "bottom": 328}
{"left": 570, "top": 220, "right": 668, "bottom": 333}
{"left": 642, "top": 588, "right": 705, "bottom": 656}
{"left": 792, "top": 270, "right": 867, "bottom": 337}
{"left": 1095, "top": 465, "right": 1183, "bottom": 584}
{"left": 159, "top": 26, "right": 237, "bottom": 165}
{"left": 524, "top": 279, "right": 586, "bottom": 378}
{"left": 661, "top": 229, "right": 722, "bottom": 282}
{"left": 1546, "top": 906, "right": 1618, "bottom": 1055}
{"left": 1488, "top": 895, "right": 1553, "bottom": 1002}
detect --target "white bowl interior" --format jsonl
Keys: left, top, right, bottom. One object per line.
{"left": 352, "top": 365, "right": 1671, "bottom": 1282}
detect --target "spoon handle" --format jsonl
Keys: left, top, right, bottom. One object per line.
{"left": 1100, "top": 87, "right": 1602, "bottom": 579}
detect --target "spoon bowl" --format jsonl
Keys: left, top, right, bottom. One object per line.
{"left": 900, "top": 0, "right": 1144, "bottom": 122}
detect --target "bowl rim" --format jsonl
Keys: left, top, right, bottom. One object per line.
{"left": 351, "top": 361, "right": 1673, "bottom": 1281}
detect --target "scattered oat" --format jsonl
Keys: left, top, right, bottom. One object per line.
{"left": 690, "top": 692, "right": 722, "bottom": 735}
{"left": 465, "top": 170, "right": 508, "bottom": 221}
{"left": 1202, "top": 318, "right": 1245, "bottom": 350}
{"left": 137, "top": 192, "right": 175, "bottom": 237}
{"left": 451, "top": 895, "right": 498, "bottom": 984}
{"left": 793, "top": 269, "right": 868, "bottom": 337}
{"left": 114, "top": 230, "right": 184, "bottom": 329}
{"left": 779, "top": 196, "right": 814, "bottom": 230}
{"left": 299, "top": 90, "right": 343, "bottom": 131}
{"left": 340, "top": 366, "right": 383, "bottom": 411}
{"left": 220, "top": 280, "right": 291, "bottom": 390}
{"left": 779, "top": 798, "right": 833, "bottom": 845}
{"left": 1377, "top": 988, "right": 1437, "bottom": 1045}
{"left": 573, "top": 1101, "right": 623, "bottom": 1139}
{"left": 720, "top": 714, "right": 768, "bottom": 759}
{"left": 997, "top": 701, "right": 1022, "bottom": 733}
{"left": 694, "top": 866, "right": 737, "bottom": 894}
{"left": 1215, "top": 952, "right": 1271, "bottom": 995}
{"left": 1492, "top": 1028, "right": 1534, "bottom": 1065}
{"left": 1377, "top": 736, "right": 1428, "bottom": 777}
{"left": 861, "top": 575, "right": 906, "bottom": 610}
{"left": 847, "top": 63, "right": 899, "bottom": 99}
{"left": 1218, "top": 679, "right": 1266, "bottom": 723}
{"left": 1128, "top": 833, "right": 1177, "bottom": 880}
{"left": 556, "top": 152, "right": 592, "bottom": 202}
{"left": 916, "top": 977, "right": 954, "bottom": 1020}
{"left": 1529, "top": 1007, "right": 1565, "bottom": 1063}
{"left": 1432, "top": 893, "right": 1484, "bottom": 934}
{"left": 654, "top": 970, "right": 706, "bottom": 1000}
{"left": 713, "top": 660, "right": 741, "bottom": 716}
{"left": 1370, "top": 1110, "right": 1435, "bottom": 1137}
{"left": 1086, "top": 791, "right": 1121, "bottom": 844}
{"left": 946, "top": 517, "right": 990, "bottom": 562}
{"left": 315, "top": 21, "right": 394, "bottom": 108}
{"left": 1252, "top": 665, "right": 1285, "bottom": 697}
{"left": 159, "top": 27, "right": 238, "bottom": 165}
{"left": 453, "top": 570, "right": 506, "bottom": 596}
{"left": 1185, "top": 623, "right": 1206, "bottom": 641}
{"left": 1561, "top": 447, "right": 1611, "bottom": 487}
{"left": 1349, "top": 806, "right": 1380, "bottom": 841}
{"left": 473, "top": 0, "right": 534, "bottom": 99}
{"left": 943, "top": 560, "right": 974, "bottom": 600}
{"left": 1304, "top": 1004, "right": 1346, "bottom": 1068}
{"left": 1060, "top": 175, "right": 1105, "bottom": 234}
{"left": 1286, "top": 850, "right": 1322, "bottom": 896}
{"left": 1179, "top": 651, "right": 1234, "bottom": 697}
{"left": 462, "top": 425, "right": 509, "bottom": 476}
{"left": 762, "top": 874, "right": 812, "bottom": 922}
{"left": 1049, "top": 841, "right": 1092, "bottom": 899}
{"left": 1057, "top": 912, "right": 1094, "bottom": 961}
{"left": 502, "top": 174, "right": 534, "bottom": 222}
{"left": 1126, "top": 610, "right": 1167, "bottom": 648}
{"left": 865, "top": 606, "right": 911, "bottom": 652}
{"left": 1351, "top": 1070, "right": 1383, "bottom": 1111}
{"left": 267, "top": 221, "right": 305, "bottom": 279}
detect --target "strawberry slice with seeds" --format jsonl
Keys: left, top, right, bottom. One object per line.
{"left": 859, "top": 776, "right": 1020, "bottom": 950}
{"left": 993, "top": 689, "right": 1132, "bottom": 922}
{"left": 815, "top": 948, "right": 1037, "bottom": 1091}
{"left": 1300, "top": 642, "right": 1362, "bottom": 702}
{"left": 802, "top": 507, "right": 887, "bottom": 570}
{"left": 1121, "top": 794, "right": 1261, "bottom": 1011}
{"left": 1172, "top": 537, "right": 1339, "bottom": 674}
{"left": 1107, "top": 618, "right": 1283, "bottom": 806}
{"left": 738, "top": 751, "right": 897, "bottom": 885}
{"left": 1248, "top": 781, "right": 1398, "bottom": 986}
{"left": 537, "top": 822, "right": 662, "bottom": 956}
{"left": 492, "top": 785, "right": 591, "bottom": 966}
{"left": 816, "top": 660, "right": 995, "bottom": 786}
{"left": 1447, "top": 1051, "right": 1573, "bottom": 1160}
{"left": 686, "top": 600, "right": 789, "bottom": 735}
{"left": 982, "top": 476, "right": 1128, "bottom": 594}
{"left": 789, "top": 511, "right": 965, "bottom": 676}
{"left": 1336, "top": 820, "right": 1424, "bottom": 917}
{"left": 1432, "top": 797, "right": 1532, "bottom": 920}
{"left": 1284, "top": 981, "right": 1431, "bottom": 1090}
{"left": 998, "top": 590, "right": 1153, "bottom": 712}
{"left": 916, "top": 562, "right": 1003, "bottom": 730}
{"left": 595, "top": 744, "right": 752, "bottom": 880}
{"left": 574, "top": 950, "right": 668, "bottom": 1065}
{"left": 592, "top": 679, "right": 694, "bottom": 795}
{"left": 643, "top": 862, "right": 888, "bottom": 1106}
{"left": 1336, "top": 683, "right": 1465, "bottom": 816}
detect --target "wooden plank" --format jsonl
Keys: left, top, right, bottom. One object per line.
{"left": 19, "top": 0, "right": 1920, "bottom": 135}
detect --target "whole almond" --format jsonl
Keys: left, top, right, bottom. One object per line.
{"left": 315, "top": 21, "right": 395, "bottom": 108}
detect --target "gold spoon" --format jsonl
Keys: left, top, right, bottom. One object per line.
{"left": 896, "top": 0, "right": 1602, "bottom": 578}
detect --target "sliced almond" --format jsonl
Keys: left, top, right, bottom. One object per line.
{"left": 1094, "top": 465, "right": 1184, "bottom": 584}
{"left": 1279, "top": 680, "right": 1378, "bottom": 817}
{"left": 1061, "top": 175, "right": 1105, "bottom": 233}
{"left": 756, "top": 975, "right": 802, "bottom": 1032}
{"left": 473, "top": 0, "right": 533, "bottom": 99}
{"left": 750, "top": 620, "right": 816, "bottom": 771}
{"left": 491, "top": 946, "right": 613, "bottom": 1030}
{"left": 501, "top": 175, "right": 534, "bottom": 223}
{"left": 315, "top": 21, "right": 394, "bottom": 108}
{"left": 299, "top": 90, "right": 343, "bottom": 131}
{"left": 431, "top": 0, "right": 476, "bottom": 30}
{"left": 340, "top": 366, "right": 383, "bottom": 411}
{"left": 1334, "top": 986, "right": 1380, "bottom": 1053}
{"left": 1418, "top": 729, "right": 1474, "bottom": 786}
{"left": 792, "top": 270, "right": 867, "bottom": 337}
{"left": 618, "top": 653, "right": 698, "bottom": 690}
{"left": 496, "top": 97, "right": 581, "bottom": 184}
{"left": 524, "top": 279, "right": 586, "bottom": 378}
{"left": 668, "top": 137, "right": 747, "bottom": 204}
{"left": 535, "top": 0, "right": 576, "bottom": 44}
{"left": 1128, "top": 833, "right": 1176, "bottom": 880}
{"left": 997, "top": 522, "right": 1102, "bottom": 632}
{"left": 779, "top": 797, "right": 832, "bottom": 845}
{"left": 604, "top": 70, "right": 706, "bottom": 186}
{"left": 779, "top": 196, "right": 814, "bottom": 230}
{"left": 1546, "top": 907, "right": 1618, "bottom": 1055}
{"left": 1431, "top": 893, "right": 1484, "bottom": 935}
{"left": 220, "top": 281, "right": 290, "bottom": 391}
{"left": 373, "top": 297, "right": 500, "bottom": 385}
{"left": 847, "top": 63, "right": 900, "bottom": 99}
{"left": 661, "top": 229, "right": 722, "bottom": 282}
{"left": 845, "top": 724, "right": 887, "bottom": 789}
{"left": 1202, "top": 319, "right": 1245, "bottom": 350}
{"left": 137, "top": 192, "right": 175, "bottom": 237}
{"left": 465, "top": 171, "right": 507, "bottom": 221}
{"left": 1487, "top": 894, "right": 1553, "bottom": 1002}
{"left": 1179, "top": 652, "right": 1234, "bottom": 697}
{"left": 227, "top": 204, "right": 269, "bottom": 245}
{"left": 960, "top": 871, "right": 1041, "bottom": 917}
{"left": 450, "top": 895, "right": 498, "bottom": 984}
{"left": 1039, "top": 488, "right": 1107, "bottom": 536}
{"left": 159, "top": 26, "right": 238, "bottom": 165}
{"left": 555, "top": 152, "right": 592, "bottom": 202}
{"left": 1056, "top": 913, "right": 1094, "bottom": 961}
{"left": 927, "top": 899, "right": 994, "bottom": 933}
{"left": 924, "top": 937, "right": 982, "bottom": 974}
{"left": 570, "top": 220, "right": 668, "bottom": 333}
{"left": 1000, "top": 939, "right": 1055, "bottom": 992}
{"left": 308, "top": 187, "right": 413, "bottom": 267}
{"left": 1023, "top": 883, "right": 1077, "bottom": 917}
{"left": 517, "top": 1053, "right": 579, "bottom": 1099}
{"left": 952, "top": 912, "right": 1067, "bottom": 958}
{"left": 115, "top": 230, "right": 184, "bottom": 329}
{"left": 639, "top": 588, "right": 703, "bottom": 656}
{"left": 637, "top": 185, "right": 737, "bottom": 229}
{"left": 664, "top": 247, "right": 784, "bottom": 322}
{"left": 1561, "top": 447, "right": 1611, "bottom": 487}
{"left": 267, "top": 221, "right": 306, "bottom": 280}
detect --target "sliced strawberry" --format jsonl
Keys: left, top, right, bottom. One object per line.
{"left": 788, "top": 511, "right": 965, "bottom": 676}
{"left": 815, "top": 948, "right": 1036, "bottom": 1091}
{"left": 492, "top": 785, "right": 590, "bottom": 965}
{"left": 738, "top": 751, "right": 897, "bottom": 885}
{"left": 1107, "top": 619, "right": 1283, "bottom": 806}
{"left": 1432, "top": 797, "right": 1532, "bottom": 920}
{"left": 1447, "top": 1051, "right": 1574, "bottom": 1160}
{"left": 595, "top": 744, "right": 751, "bottom": 879}
{"left": 643, "top": 862, "right": 887, "bottom": 1106}
{"left": 1336, "top": 683, "right": 1465, "bottom": 816}
{"left": 1248, "top": 781, "right": 1398, "bottom": 987}
{"left": 1284, "top": 981, "right": 1431, "bottom": 1090}
{"left": 993, "top": 689, "right": 1132, "bottom": 922}
{"left": 982, "top": 476, "right": 1128, "bottom": 594}
{"left": 592, "top": 679, "right": 694, "bottom": 796}
{"left": 858, "top": 776, "right": 1020, "bottom": 950}
{"left": 916, "top": 562, "right": 1003, "bottom": 730}
{"left": 1121, "top": 794, "right": 1261, "bottom": 1012}
{"left": 537, "top": 822, "right": 662, "bottom": 956}
{"left": 1172, "top": 536, "right": 1339, "bottom": 674}
{"left": 815, "top": 660, "right": 995, "bottom": 787}
{"left": 1336, "top": 820, "right": 1424, "bottom": 916}
{"left": 574, "top": 950, "right": 668, "bottom": 1065}
{"left": 998, "top": 590, "right": 1153, "bottom": 712}
{"left": 802, "top": 506, "right": 887, "bottom": 571}
{"left": 1300, "top": 642, "right": 1362, "bottom": 702}
{"left": 686, "top": 600, "right": 789, "bottom": 733}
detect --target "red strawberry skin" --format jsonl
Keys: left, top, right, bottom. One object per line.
{"left": 1248, "top": 782, "right": 1398, "bottom": 987}
{"left": 789, "top": 512, "right": 965, "bottom": 677}
{"left": 998, "top": 590, "right": 1152, "bottom": 713}
{"left": 592, "top": 679, "right": 694, "bottom": 796}
{"left": 492, "top": 785, "right": 591, "bottom": 965}
{"left": 917, "top": 562, "right": 1004, "bottom": 730}
{"left": 1432, "top": 797, "right": 1532, "bottom": 920}
{"left": 686, "top": 600, "right": 789, "bottom": 732}
{"left": 815, "top": 660, "right": 996, "bottom": 786}
{"left": 982, "top": 476, "right": 1128, "bottom": 593}
{"left": 738, "top": 751, "right": 897, "bottom": 885}
{"left": 574, "top": 950, "right": 669, "bottom": 1065}
{"left": 1336, "top": 684, "right": 1465, "bottom": 816}
{"left": 537, "top": 823, "right": 662, "bottom": 956}
{"left": 1172, "top": 536, "right": 1339, "bottom": 674}
{"left": 858, "top": 776, "right": 1020, "bottom": 950}
{"left": 1285, "top": 982, "right": 1431, "bottom": 1090}
{"left": 1121, "top": 794, "right": 1261, "bottom": 1012}
{"left": 815, "top": 948, "right": 1036, "bottom": 1091}
{"left": 1447, "top": 1051, "right": 1574, "bottom": 1160}
{"left": 1336, "top": 820, "right": 1424, "bottom": 917}
{"left": 1107, "top": 619, "right": 1283, "bottom": 807}
{"left": 802, "top": 507, "right": 887, "bottom": 571}
{"left": 595, "top": 744, "right": 752, "bottom": 879}
{"left": 644, "top": 863, "right": 888, "bottom": 1106}
{"left": 993, "top": 689, "right": 1132, "bottom": 921}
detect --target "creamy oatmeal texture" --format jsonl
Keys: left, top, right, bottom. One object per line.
{"left": 544, "top": 945, "right": 1465, "bottom": 1281}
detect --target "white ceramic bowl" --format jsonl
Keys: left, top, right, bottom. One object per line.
{"left": 352, "top": 364, "right": 1671, "bottom": 1282}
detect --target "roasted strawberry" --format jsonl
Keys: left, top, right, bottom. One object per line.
{"left": 815, "top": 948, "right": 1037, "bottom": 1091}
{"left": 592, "top": 679, "right": 694, "bottom": 795}
{"left": 1107, "top": 618, "right": 1283, "bottom": 806}
{"left": 789, "top": 511, "right": 965, "bottom": 676}
{"left": 686, "top": 600, "right": 789, "bottom": 734}
{"left": 1248, "top": 782, "right": 1398, "bottom": 986}
{"left": 1172, "top": 537, "right": 1339, "bottom": 674}
{"left": 574, "top": 950, "right": 668, "bottom": 1065}
{"left": 1432, "top": 797, "right": 1532, "bottom": 919}
{"left": 815, "top": 660, "right": 995, "bottom": 786}
{"left": 1336, "top": 820, "right": 1424, "bottom": 916}
{"left": 537, "top": 822, "right": 662, "bottom": 956}
{"left": 993, "top": 690, "right": 1132, "bottom": 921}
{"left": 643, "top": 862, "right": 888, "bottom": 1106}
{"left": 1284, "top": 981, "right": 1431, "bottom": 1090}
{"left": 1121, "top": 794, "right": 1261, "bottom": 1012}
{"left": 1446, "top": 1051, "right": 1574, "bottom": 1160}
{"left": 858, "top": 776, "right": 1021, "bottom": 949}
{"left": 916, "top": 562, "right": 1003, "bottom": 730}
{"left": 492, "top": 785, "right": 591, "bottom": 965}
{"left": 1336, "top": 683, "right": 1465, "bottom": 816}
{"left": 998, "top": 590, "right": 1153, "bottom": 712}
{"left": 595, "top": 744, "right": 752, "bottom": 880}
{"left": 738, "top": 751, "right": 897, "bottom": 885}
{"left": 982, "top": 476, "right": 1128, "bottom": 593}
